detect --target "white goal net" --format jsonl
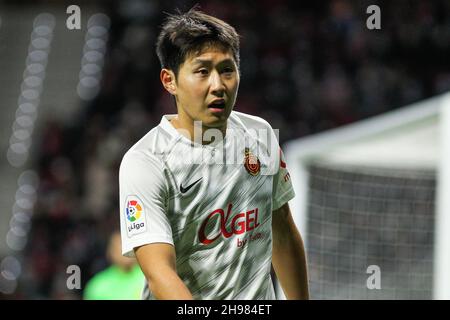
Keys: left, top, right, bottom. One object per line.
{"left": 283, "top": 92, "right": 450, "bottom": 299}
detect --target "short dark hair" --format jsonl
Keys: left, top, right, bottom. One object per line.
{"left": 156, "top": 7, "right": 240, "bottom": 78}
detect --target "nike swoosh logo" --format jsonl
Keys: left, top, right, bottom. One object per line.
{"left": 180, "top": 177, "right": 202, "bottom": 193}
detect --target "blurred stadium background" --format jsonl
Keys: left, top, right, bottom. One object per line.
{"left": 0, "top": 0, "right": 449, "bottom": 299}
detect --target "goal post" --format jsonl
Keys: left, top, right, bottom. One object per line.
{"left": 435, "top": 94, "right": 450, "bottom": 300}
{"left": 282, "top": 91, "right": 450, "bottom": 299}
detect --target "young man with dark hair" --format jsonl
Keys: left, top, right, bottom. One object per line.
{"left": 119, "top": 8, "right": 309, "bottom": 300}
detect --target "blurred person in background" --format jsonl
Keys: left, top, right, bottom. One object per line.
{"left": 83, "top": 230, "right": 144, "bottom": 300}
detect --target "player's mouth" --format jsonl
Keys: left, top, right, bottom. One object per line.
{"left": 208, "top": 99, "right": 226, "bottom": 113}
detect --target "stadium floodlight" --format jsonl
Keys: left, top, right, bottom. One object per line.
{"left": 283, "top": 91, "right": 450, "bottom": 299}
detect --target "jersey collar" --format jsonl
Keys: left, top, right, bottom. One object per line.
{"left": 159, "top": 114, "right": 234, "bottom": 149}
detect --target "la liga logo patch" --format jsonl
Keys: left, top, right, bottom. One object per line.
{"left": 125, "top": 195, "right": 147, "bottom": 237}
{"left": 126, "top": 199, "right": 142, "bottom": 222}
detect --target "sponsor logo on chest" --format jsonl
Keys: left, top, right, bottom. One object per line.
{"left": 198, "top": 203, "right": 261, "bottom": 245}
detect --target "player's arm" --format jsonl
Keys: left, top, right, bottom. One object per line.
{"left": 134, "top": 243, "right": 194, "bottom": 300}
{"left": 272, "top": 202, "right": 309, "bottom": 299}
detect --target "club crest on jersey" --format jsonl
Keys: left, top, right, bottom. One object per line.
{"left": 244, "top": 147, "right": 260, "bottom": 176}
{"left": 125, "top": 195, "right": 147, "bottom": 237}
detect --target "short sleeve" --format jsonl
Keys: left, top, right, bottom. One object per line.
{"left": 119, "top": 150, "right": 173, "bottom": 257}
{"left": 272, "top": 147, "right": 296, "bottom": 211}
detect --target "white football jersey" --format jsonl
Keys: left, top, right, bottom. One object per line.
{"left": 119, "top": 111, "right": 295, "bottom": 300}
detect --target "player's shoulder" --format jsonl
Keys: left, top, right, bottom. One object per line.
{"left": 230, "top": 111, "right": 274, "bottom": 131}
{"left": 230, "top": 111, "right": 279, "bottom": 148}
{"left": 120, "top": 124, "right": 170, "bottom": 171}
{"left": 128, "top": 122, "right": 173, "bottom": 155}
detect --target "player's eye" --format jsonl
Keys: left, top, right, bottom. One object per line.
{"left": 221, "top": 67, "right": 235, "bottom": 78}
{"left": 196, "top": 69, "right": 209, "bottom": 75}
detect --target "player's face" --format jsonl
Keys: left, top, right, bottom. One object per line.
{"left": 173, "top": 44, "right": 240, "bottom": 129}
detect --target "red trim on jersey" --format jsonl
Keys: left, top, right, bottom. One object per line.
{"left": 280, "top": 148, "right": 287, "bottom": 168}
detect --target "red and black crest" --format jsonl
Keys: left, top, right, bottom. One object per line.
{"left": 244, "top": 147, "right": 260, "bottom": 176}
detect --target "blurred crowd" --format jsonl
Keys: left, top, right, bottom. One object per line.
{"left": 7, "top": 0, "right": 450, "bottom": 299}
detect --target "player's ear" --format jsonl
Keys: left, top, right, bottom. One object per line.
{"left": 160, "top": 68, "right": 177, "bottom": 95}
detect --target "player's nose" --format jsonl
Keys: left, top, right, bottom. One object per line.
{"left": 210, "top": 71, "right": 225, "bottom": 96}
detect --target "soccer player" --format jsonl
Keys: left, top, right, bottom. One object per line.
{"left": 84, "top": 231, "right": 145, "bottom": 300}
{"left": 119, "top": 8, "right": 309, "bottom": 300}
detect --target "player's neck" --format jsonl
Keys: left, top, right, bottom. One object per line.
{"left": 170, "top": 115, "right": 227, "bottom": 145}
